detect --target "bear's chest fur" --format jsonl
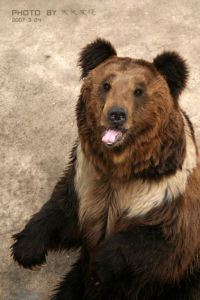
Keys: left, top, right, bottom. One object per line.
{"left": 74, "top": 136, "right": 196, "bottom": 248}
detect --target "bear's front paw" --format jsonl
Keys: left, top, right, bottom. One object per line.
{"left": 11, "top": 231, "right": 47, "bottom": 270}
{"left": 92, "top": 245, "right": 128, "bottom": 285}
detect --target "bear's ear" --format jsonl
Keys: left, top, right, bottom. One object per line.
{"left": 78, "top": 38, "right": 117, "bottom": 79}
{"left": 153, "top": 51, "right": 189, "bottom": 100}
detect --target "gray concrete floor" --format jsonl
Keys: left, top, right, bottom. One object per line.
{"left": 0, "top": 0, "right": 200, "bottom": 299}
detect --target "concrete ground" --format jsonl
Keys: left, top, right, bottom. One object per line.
{"left": 0, "top": 0, "right": 200, "bottom": 299}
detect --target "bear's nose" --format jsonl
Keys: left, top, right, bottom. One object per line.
{"left": 108, "top": 107, "right": 127, "bottom": 125}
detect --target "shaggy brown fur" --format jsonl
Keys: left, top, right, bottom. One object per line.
{"left": 75, "top": 116, "right": 197, "bottom": 249}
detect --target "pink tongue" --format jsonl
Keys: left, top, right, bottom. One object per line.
{"left": 102, "top": 128, "right": 123, "bottom": 145}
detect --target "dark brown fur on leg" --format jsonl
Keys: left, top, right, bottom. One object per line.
{"left": 11, "top": 145, "right": 81, "bottom": 269}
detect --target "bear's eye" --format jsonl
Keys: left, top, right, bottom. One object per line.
{"left": 134, "top": 88, "right": 143, "bottom": 96}
{"left": 103, "top": 82, "right": 111, "bottom": 91}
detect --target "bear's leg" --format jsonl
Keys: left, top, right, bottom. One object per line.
{"left": 91, "top": 229, "right": 200, "bottom": 300}
{"left": 51, "top": 259, "right": 84, "bottom": 300}
{"left": 11, "top": 165, "right": 81, "bottom": 269}
{"left": 12, "top": 201, "right": 72, "bottom": 269}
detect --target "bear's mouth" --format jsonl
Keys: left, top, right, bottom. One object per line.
{"left": 102, "top": 127, "right": 127, "bottom": 147}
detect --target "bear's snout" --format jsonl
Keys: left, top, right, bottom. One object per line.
{"left": 107, "top": 106, "right": 127, "bottom": 126}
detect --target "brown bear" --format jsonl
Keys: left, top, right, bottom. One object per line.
{"left": 12, "top": 38, "right": 200, "bottom": 300}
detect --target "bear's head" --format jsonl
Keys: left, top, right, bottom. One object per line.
{"left": 76, "top": 38, "right": 188, "bottom": 181}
